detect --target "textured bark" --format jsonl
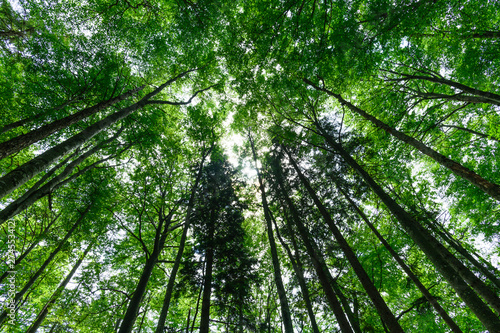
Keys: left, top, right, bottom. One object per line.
{"left": 272, "top": 159, "right": 354, "bottom": 333}
{"left": 304, "top": 78, "right": 500, "bottom": 201}
{"left": 0, "top": 69, "right": 196, "bottom": 200}
{"left": 26, "top": 242, "right": 93, "bottom": 333}
{"left": 154, "top": 145, "right": 211, "bottom": 333}
{"left": 0, "top": 206, "right": 91, "bottom": 326}
{"left": 285, "top": 147, "right": 404, "bottom": 333}
{"left": 340, "top": 188, "right": 463, "bottom": 333}
{"left": 0, "top": 85, "right": 144, "bottom": 160}
{"left": 315, "top": 126, "right": 500, "bottom": 332}
{"left": 249, "top": 133, "right": 294, "bottom": 333}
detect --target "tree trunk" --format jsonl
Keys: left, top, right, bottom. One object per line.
{"left": 339, "top": 187, "right": 464, "bottom": 333}
{"left": 384, "top": 73, "right": 500, "bottom": 106}
{"left": 285, "top": 147, "right": 404, "bottom": 333}
{"left": 0, "top": 129, "right": 124, "bottom": 224}
{"left": 0, "top": 213, "right": 60, "bottom": 285}
{"left": 154, "top": 145, "right": 212, "bottom": 333}
{"left": 249, "top": 132, "right": 294, "bottom": 333}
{"left": 304, "top": 79, "right": 500, "bottom": 201}
{"left": 315, "top": 126, "right": 500, "bottom": 332}
{"left": 26, "top": 242, "right": 93, "bottom": 333}
{"left": 0, "top": 85, "right": 144, "bottom": 161}
{"left": 118, "top": 208, "right": 175, "bottom": 333}
{"left": 0, "top": 205, "right": 91, "bottom": 326}
{"left": 199, "top": 220, "right": 215, "bottom": 333}
{"left": 272, "top": 213, "right": 321, "bottom": 333}
{"left": 0, "top": 69, "right": 195, "bottom": 200}
{"left": 428, "top": 220, "right": 500, "bottom": 291}
{"left": 440, "top": 125, "right": 500, "bottom": 143}
{"left": 272, "top": 157, "right": 355, "bottom": 333}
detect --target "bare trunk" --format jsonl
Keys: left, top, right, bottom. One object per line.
{"left": 272, "top": 214, "right": 321, "bottom": 333}
{"left": 26, "top": 242, "right": 93, "bottom": 333}
{"left": 315, "top": 126, "right": 500, "bottom": 332}
{"left": 154, "top": 145, "right": 212, "bottom": 333}
{"left": 339, "top": 187, "right": 463, "bottom": 333}
{"left": 0, "top": 85, "right": 144, "bottom": 160}
{"left": 285, "top": 147, "right": 403, "bottom": 333}
{"left": 249, "top": 132, "right": 294, "bottom": 333}
{"left": 272, "top": 157, "right": 354, "bottom": 333}
{"left": 304, "top": 78, "right": 500, "bottom": 201}
{"left": 0, "top": 69, "right": 195, "bottom": 200}
{"left": 0, "top": 129, "right": 124, "bottom": 224}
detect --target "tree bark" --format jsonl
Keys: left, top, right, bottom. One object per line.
{"left": 272, "top": 213, "right": 321, "bottom": 333}
{"left": 285, "top": 147, "right": 404, "bottom": 333}
{"left": 118, "top": 208, "right": 175, "bottom": 333}
{"left": 199, "top": 219, "right": 215, "bottom": 333}
{"left": 427, "top": 220, "right": 500, "bottom": 291}
{"left": 314, "top": 126, "right": 500, "bottom": 332}
{"left": 339, "top": 187, "right": 464, "bottom": 333}
{"left": 304, "top": 78, "right": 500, "bottom": 201}
{"left": 272, "top": 157, "right": 355, "bottom": 333}
{"left": 0, "top": 85, "right": 144, "bottom": 161}
{"left": 0, "top": 205, "right": 91, "bottom": 326}
{"left": 249, "top": 132, "right": 294, "bottom": 333}
{"left": 0, "top": 69, "right": 196, "bottom": 200}
{"left": 26, "top": 242, "right": 93, "bottom": 333}
{"left": 0, "top": 213, "right": 60, "bottom": 285}
{"left": 154, "top": 145, "right": 212, "bottom": 333}
{"left": 0, "top": 128, "right": 124, "bottom": 224}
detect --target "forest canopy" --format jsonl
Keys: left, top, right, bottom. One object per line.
{"left": 0, "top": 0, "right": 499, "bottom": 332}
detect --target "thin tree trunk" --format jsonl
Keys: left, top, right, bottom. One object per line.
{"left": 271, "top": 214, "right": 321, "bottom": 333}
{"left": 191, "top": 277, "right": 204, "bottom": 333}
{"left": 440, "top": 125, "right": 500, "bottom": 143}
{"left": 0, "top": 213, "right": 60, "bottom": 285}
{"left": 384, "top": 73, "right": 500, "bottom": 106}
{"left": 284, "top": 147, "right": 404, "bottom": 333}
{"left": 427, "top": 220, "right": 500, "bottom": 291}
{"left": 26, "top": 242, "right": 93, "bottom": 333}
{"left": 154, "top": 145, "right": 212, "bottom": 333}
{"left": 339, "top": 187, "right": 463, "bottom": 333}
{"left": 199, "top": 220, "right": 215, "bottom": 333}
{"left": 314, "top": 126, "right": 500, "bottom": 332}
{"left": 330, "top": 279, "right": 362, "bottom": 333}
{"left": 248, "top": 132, "right": 294, "bottom": 333}
{"left": 118, "top": 209, "right": 175, "bottom": 333}
{"left": 0, "top": 205, "right": 91, "bottom": 326}
{"left": 0, "top": 85, "right": 144, "bottom": 160}
{"left": 272, "top": 157, "right": 355, "bottom": 333}
{"left": 0, "top": 69, "right": 196, "bottom": 200}
{"left": 304, "top": 79, "right": 500, "bottom": 201}
{"left": 0, "top": 128, "right": 125, "bottom": 224}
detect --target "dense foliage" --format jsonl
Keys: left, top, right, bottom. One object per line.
{"left": 0, "top": 0, "right": 499, "bottom": 332}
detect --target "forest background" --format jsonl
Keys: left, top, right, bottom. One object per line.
{"left": 0, "top": 0, "right": 499, "bottom": 332}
